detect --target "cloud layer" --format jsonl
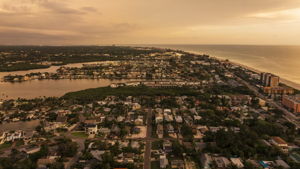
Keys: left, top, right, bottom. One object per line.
{"left": 1, "top": 0, "right": 300, "bottom": 45}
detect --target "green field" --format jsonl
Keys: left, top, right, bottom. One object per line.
{"left": 0, "top": 142, "right": 12, "bottom": 150}
{"left": 71, "top": 132, "right": 88, "bottom": 138}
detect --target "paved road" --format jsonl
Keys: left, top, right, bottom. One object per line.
{"left": 65, "top": 138, "right": 85, "bottom": 169}
{"left": 236, "top": 77, "right": 300, "bottom": 129}
{"left": 144, "top": 109, "right": 153, "bottom": 169}
{"left": 64, "top": 122, "right": 85, "bottom": 169}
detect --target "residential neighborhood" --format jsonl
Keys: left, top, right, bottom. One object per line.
{"left": 0, "top": 47, "right": 300, "bottom": 169}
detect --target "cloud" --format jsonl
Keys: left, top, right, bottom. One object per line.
{"left": 0, "top": 0, "right": 300, "bottom": 45}
{"left": 248, "top": 8, "right": 300, "bottom": 21}
{"left": 39, "top": 1, "right": 85, "bottom": 15}
{"left": 81, "top": 6, "right": 99, "bottom": 13}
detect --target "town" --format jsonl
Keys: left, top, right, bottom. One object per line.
{"left": 0, "top": 47, "right": 300, "bottom": 169}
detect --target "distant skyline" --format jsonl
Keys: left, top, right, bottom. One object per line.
{"left": 1, "top": 0, "right": 300, "bottom": 45}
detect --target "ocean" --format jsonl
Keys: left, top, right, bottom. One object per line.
{"left": 147, "top": 45, "right": 300, "bottom": 90}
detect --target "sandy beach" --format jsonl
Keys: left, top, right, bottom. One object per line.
{"left": 185, "top": 50, "right": 300, "bottom": 90}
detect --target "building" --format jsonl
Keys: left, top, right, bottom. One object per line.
{"left": 201, "top": 153, "right": 212, "bottom": 169}
{"left": 84, "top": 120, "right": 99, "bottom": 135}
{"left": 213, "top": 157, "right": 231, "bottom": 168}
{"left": 85, "top": 124, "right": 98, "bottom": 135}
{"left": 171, "top": 160, "right": 185, "bottom": 169}
{"left": 269, "top": 76, "right": 280, "bottom": 87}
{"left": 37, "top": 158, "right": 56, "bottom": 168}
{"left": 282, "top": 95, "right": 300, "bottom": 113}
{"left": 163, "top": 140, "right": 173, "bottom": 153}
{"left": 156, "top": 124, "right": 164, "bottom": 139}
{"left": 230, "top": 158, "right": 244, "bottom": 168}
{"left": 275, "top": 160, "right": 290, "bottom": 169}
{"left": 271, "top": 137, "right": 288, "bottom": 153}
{"left": 263, "top": 87, "right": 294, "bottom": 95}
{"left": 261, "top": 73, "right": 279, "bottom": 87}
{"left": 258, "top": 98, "right": 266, "bottom": 107}
{"left": 166, "top": 124, "right": 174, "bottom": 134}
{"left": 160, "top": 154, "right": 169, "bottom": 168}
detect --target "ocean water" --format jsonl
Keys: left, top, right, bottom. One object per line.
{"left": 149, "top": 45, "right": 300, "bottom": 89}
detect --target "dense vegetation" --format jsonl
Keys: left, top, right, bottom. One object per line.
{"left": 0, "top": 63, "right": 50, "bottom": 72}
{"left": 63, "top": 86, "right": 199, "bottom": 103}
{"left": 0, "top": 46, "right": 164, "bottom": 72}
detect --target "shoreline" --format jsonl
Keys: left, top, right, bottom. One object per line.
{"left": 1, "top": 47, "right": 299, "bottom": 92}
{"left": 183, "top": 50, "right": 300, "bottom": 91}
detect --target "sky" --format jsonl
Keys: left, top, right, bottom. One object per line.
{"left": 1, "top": 0, "right": 300, "bottom": 45}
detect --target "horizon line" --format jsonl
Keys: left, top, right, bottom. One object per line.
{"left": 1, "top": 44, "right": 300, "bottom": 47}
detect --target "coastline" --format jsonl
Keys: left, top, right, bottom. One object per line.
{"left": 1, "top": 47, "right": 299, "bottom": 95}
{"left": 184, "top": 50, "right": 300, "bottom": 90}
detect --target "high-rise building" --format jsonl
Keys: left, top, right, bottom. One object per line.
{"left": 269, "top": 76, "right": 280, "bottom": 87}
{"left": 261, "top": 73, "right": 280, "bottom": 87}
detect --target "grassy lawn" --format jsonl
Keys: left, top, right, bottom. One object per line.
{"left": 71, "top": 131, "right": 88, "bottom": 138}
{"left": 0, "top": 142, "right": 12, "bottom": 150}
{"left": 15, "top": 140, "right": 24, "bottom": 147}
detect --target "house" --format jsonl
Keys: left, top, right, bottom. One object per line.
{"left": 209, "top": 127, "right": 227, "bottom": 133}
{"left": 246, "top": 160, "right": 261, "bottom": 168}
{"left": 56, "top": 115, "right": 67, "bottom": 124}
{"left": 213, "top": 157, "right": 231, "bottom": 168}
{"left": 132, "top": 103, "right": 141, "bottom": 110}
{"left": 164, "top": 114, "right": 174, "bottom": 122}
{"left": 194, "top": 142, "right": 206, "bottom": 152}
{"left": 90, "top": 150, "right": 105, "bottom": 161}
{"left": 37, "top": 158, "right": 56, "bottom": 168}
{"left": 117, "top": 116, "right": 125, "bottom": 122}
{"left": 164, "top": 109, "right": 172, "bottom": 114}
{"left": 85, "top": 124, "right": 98, "bottom": 135}
{"left": 160, "top": 154, "right": 169, "bottom": 168}
{"left": 98, "top": 128, "right": 111, "bottom": 135}
{"left": 131, "top": 141, "right": 140, "bottom": 149}
{"left": 1, "top": 130, "right": 24, "bottom": 143}
{"left": 258, "top": 98, "right": 266, "bottom": 106}
{"left": 135, "top": 115, "right": 144, "bottom": 125}
{"left": 127, "top": 112, "right": 135, "bottom": 122}
{"left": 0, "top": 132, "right": 6, "bottom": 144}
{"left": 201, "top": 153, "right": 212, "bottom": 169}
{"left": 194, "top": 115, "right": 202, "bottom": 121}
{"left": 193, "top": 130, "right": 203, "bottom": 139}
{"left": 110, "top": 83, "right": 119, "bottom": 88}
{"left": 124, "top": 153, "right": 134, "bottom": 163}
{"left": 119, "top": 140, "right": 130, "bottom": 148}
{"left": 197, "top": 125, "right": 209, "bottom": 133}
{"left": 111, "top": 125, "right": 121, "bottom": 135}
{"left": 171, "top": 160, "right": 184, "bottom": 169}
{"left": 84, "top": 119, "right": 97, "bottom": 125}
{"left": 275, "top": 160, "right": 290, "bottom": 169}
{"left": 175, "top": 116, "right": 183, "bottom": 123}
{"left": 270, "top": 136, "right": 288, "bottom": 153}
{"left": 163, "top": 140, "right": 172, "bottom": 153}
{"left": 44, "top": 122, "right": 65, "bottom": 132}
{"left": 22, "top": 146, "right": 41, "bottom": 154}
{"left": 230, "top": 158, "right": 244, "bottom": 168}
{"left": 23, "top": 131, "right": 35, "bottom": 142}
{"left": 167, "top": 124, "right": 174, "bottom": 134}
{"left": 229, "top": 95, "right": 251, "bottom": 106}
{"left": 155, "top": 113, "right": 164, "bottom": 123}
{"left": 157, "top": 124, "right": 164, "bottom": 139}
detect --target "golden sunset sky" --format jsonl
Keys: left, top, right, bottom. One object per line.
{"left": 1, "top": 0, "right": 300, "bottom": 45}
